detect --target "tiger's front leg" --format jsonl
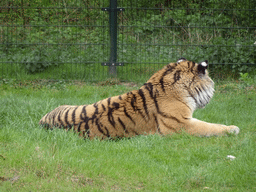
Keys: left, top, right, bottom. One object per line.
{"left": 184, "top": 118, "right": 240, "bottom": 137}
{"left": 158, "top": 117, "right": 239, "bottom": 137}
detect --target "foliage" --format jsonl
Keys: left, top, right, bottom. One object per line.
{"left": 239, "top": 72, "right": 256, "bottom": 88}
{"left": 184, "top": 38, "right": 256, "bottom": 74}
{"left": 19, "top": 48, "right": 60, "bottom": 73}
{"left": 0, "top": 0, "right": 255, "bottom": 77}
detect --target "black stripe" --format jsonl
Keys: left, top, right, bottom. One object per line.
{"left": 72, "top": 106, "right": 78, "bottom": 125}
{"left": 107, "top": 97, "right": 111, "bottom": 105}
{"left": 178, "top": 99, "right": 193, "bottom": 113}
{"left": 57, "top": 107, "right": 67, "bottom": 127}
{"left": 195, "top": 87, "right": 201, "bottom": 97}
{"left": 144, "top": 83, "right": 161, "bottom": 115}
{"left": 130, "top": 92, "right": 137, "bottom": 111}
{"left": 119, "top": 95, "right": 122, "bottom": 100}
{"left": 151, "top": 89, "right": 178, "bottom": 119}
{"left": 91, "top": 103, "right": 99, "bottom": 123}
{"left": 53, "top": 107, "right": 63, "bottom": 119}
{"left": 101, "top": 104, "right": 106, "bottom": 111}
{"left": 112, "top": 102, "right": 120, "bottom": 109}
{"left": 79, "top": 106, "right": 90, "bottom": 136}
{"left": 52, "top": 112, "right": 57, "bottom": 126}
{"left": 95, "top": 118, "right": 106, "bottom": 136}
{"left": 143, "top": 82, "right": 154, "bottom": 99}
{"left": 152, "top": 89, "right": 183, "bottom": 121}
{"left": 183, "top": 83, "right": 198, "bottom": 106}
{"left": 153, "top": 113, "right": 162, "bottom": 134}
{"left": 159, "top": 65, "right": 175, "bottom": 92}
{"left": 64, "top": 109, "right": 72, "bottom": 129}
{"left": 132, "top": 130, "right": 140, "bottom": 136}
{"left": 80, "top": 106, "right": 87, "bottom": 121}
{"left": 118, "top": 117, "right": 128, "bottom": 134}
{"left": 104, "top": 126, "right": 110, "bottom": 137}
{"left": 77, "top": 123, "right": 81, "bottom": 133}
{"left": 197, "top": 86, "right": 202, "bottom": 93}
{"left": 169, "top": 116, "right": 182, "bottom": 124}
{"left": 124, "top": 107, "right": 135, "bottom": 125}
{"left": 189, "top": 76, "right": 196, "bottom": 87}
{"left": 191, "top": 61, "right": 196, "bottom": 70}
{"left": 138, "top": 89, "right": 149, "bottom": 117}
{"left": 159, "top": 78, "right": 165, "bottom": 92}
{"left": 160, "top": 118, "right": 177, "bottom": 133}
{"left": 129, "top": 91, "right": 145, "bottom": 119}
{"left": 153, "top": 90, "right": 160, "bottom": 113}
{"left": 108, "top": 107, "right": 116, "bottom": 127}
{"left": 173, "top": 70, "right": 181, "bottom": 83}
{"left": 84, "top": 123, "right": 90, "bottom": 136}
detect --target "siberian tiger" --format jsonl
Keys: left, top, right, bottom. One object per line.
{"left": 39, "top": 58, "right": 240, "bottom": 139}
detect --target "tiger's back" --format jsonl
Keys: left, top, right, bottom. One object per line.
{"left": 39, "top": 58, "right": 240, "bottom": 139}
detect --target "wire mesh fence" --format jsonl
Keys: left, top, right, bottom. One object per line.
{"left": 0, "top": 0, "right": 255, "bottom": 82}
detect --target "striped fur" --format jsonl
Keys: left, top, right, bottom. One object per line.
{"left": 39, "top": 58, "right": 239, "bottom": 139}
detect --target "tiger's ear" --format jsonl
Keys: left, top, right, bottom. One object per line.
{"left": 177, "top": 57, "right": 187, "bottom": 63}
{"left": 198, "top": 60, "right": 208, "bottom": 74}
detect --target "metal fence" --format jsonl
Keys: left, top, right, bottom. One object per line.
{"left": 0, "top": 0, "right": 255, "bottom": 82}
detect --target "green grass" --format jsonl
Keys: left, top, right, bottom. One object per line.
{"left": 0, "top": 80, "right": 256, "bottom": 191}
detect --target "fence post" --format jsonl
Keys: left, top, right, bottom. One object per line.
{"left": 101, "top": 0, "right": 124, "bottom": 76}
{"left": 108, "top": 0, "right": 118, "bottom": 76}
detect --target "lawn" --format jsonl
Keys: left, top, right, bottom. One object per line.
{"left": 0, "top": 79, "right": 256, "bottom": 191}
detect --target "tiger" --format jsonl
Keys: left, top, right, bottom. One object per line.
{"left": 39, "top": 58, "right": 240, "bottom": 139}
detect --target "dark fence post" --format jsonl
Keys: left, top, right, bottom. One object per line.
{"left": 102, "top": 0, "right": 124, "bottom": 76}
{"left": 109, "top": 0, "right": 118, "bottom": 76}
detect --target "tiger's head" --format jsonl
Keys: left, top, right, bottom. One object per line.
{"left": 146, "top": 58, "right": 215, "bottom": 112}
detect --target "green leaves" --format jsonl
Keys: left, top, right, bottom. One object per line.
{"left": 19, "top": 48, "right": 58, "bottom": 73}
{"left": 0, "top": 0, "right": 255, "bottom": 77}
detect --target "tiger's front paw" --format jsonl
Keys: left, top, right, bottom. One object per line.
{"left": 228, "top": 126, "right": 240, "bottom": 135}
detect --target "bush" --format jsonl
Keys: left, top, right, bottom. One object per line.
{"left": 0, "top": 0, "right": 255, "bottom": 77}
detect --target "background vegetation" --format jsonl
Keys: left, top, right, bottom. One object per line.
{"left": 0, "top": 0, "right": 255, "bottom": 81}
